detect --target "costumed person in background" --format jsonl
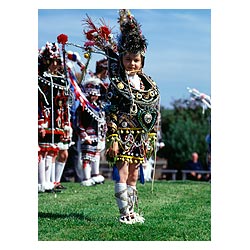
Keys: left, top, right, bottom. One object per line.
{"left": 92, "top": 58, "right": 110, "bottom": 163}
{"left": 142, "top": 158, "right": 154, "bottom": 182}
{"left": 77, "top": 73, "right": 107, "bottom": 186}
{"left": 143, "top": 113, "right": 165, "bottom": 182}
{"left": 60, "top": 50, "right": 90, "bottom": 183}
{"left": 38, "top": 42, "right": 73, "bottom": 192}
{"left": 90, "top": 58, "right": 109, "bottom": 102}
{"left": 56, "top": 34, "right": 108, "bottom": 186}
{"left": 83, "top": 9, "right": 160, "bottom": 224}
{"left": 143, "top": 136, "right": 165, "bottom": 182}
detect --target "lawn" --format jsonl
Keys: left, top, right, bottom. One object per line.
{"left": 38, "top": 180, "right": 211, "bottom": 241}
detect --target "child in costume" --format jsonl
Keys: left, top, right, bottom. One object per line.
{"left": 55, "top": 34, "right": 109, "bottom": 186}
{"left": 61, "top": 55, "right": 108, "bottom": 184}
{"left": 38, "top": 42, "right": 73, "bottom": 192}
{"left": 83, "top": 9, "right": 160, "bottom": 224}
{"left": 77, "top": 70, "right": 107, "bottom": 186}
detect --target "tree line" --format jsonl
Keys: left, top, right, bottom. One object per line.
{"left": 157, "top": 98, "right": 211, "bottom": 171}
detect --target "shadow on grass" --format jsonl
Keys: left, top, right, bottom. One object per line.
{"left": 38, "top": 212, "right": 92, "bottom": 221}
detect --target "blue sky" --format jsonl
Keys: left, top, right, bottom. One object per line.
{"left": 38, "top": 9, "right": 211, "bottom": 108}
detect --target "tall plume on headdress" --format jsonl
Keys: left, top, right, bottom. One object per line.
{"left": 83, "top": 14, "right": 116, "bottom": 51}
{"left": 117, "top": 9, "right": 147, "bottom": 56}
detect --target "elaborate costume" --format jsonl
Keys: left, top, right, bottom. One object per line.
{"left": 38, "top": 42, "right": 73, "bottom": 192}
{"left": 38, "top": 42, "right": 73, "bottom": 152}
{"left": 83, "top": 9, "right": 160, "bottom": 223}
{"left": 77, "top": 76, "right": 107, "bottom": 186}
{"left": 56, "top": 34, "right": 109, "bottom": 186}
{"left": 105, "top": 49, "right": 160, "bottom": 164}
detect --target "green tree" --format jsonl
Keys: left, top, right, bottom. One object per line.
{"left": 158, "top": 98, "right": 211, "bottom": 171}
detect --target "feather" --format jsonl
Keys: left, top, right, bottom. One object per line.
{"left": 82, "top": 14, "right": 116, "bottom": 51}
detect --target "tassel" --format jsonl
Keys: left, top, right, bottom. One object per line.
{"left": 139, "top": 164, "right": 145, "bottom": 184}
{"left": 112, "top": 165, "right": 120, "bottom": 182}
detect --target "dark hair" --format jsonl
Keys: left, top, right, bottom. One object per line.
{"left": 95, "top": 58, "right": 108, "bottom": 74}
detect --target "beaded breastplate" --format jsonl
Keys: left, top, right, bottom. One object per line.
{"left": 107, "top": 65, "right": 160, "bottom": 132}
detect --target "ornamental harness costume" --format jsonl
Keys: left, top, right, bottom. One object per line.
{"left": 38, "top": 42, "right": 73, "bottom": 153}
{"left": 82, "top": 9, "right": 160, "bottom": 224}
{"left": 105, "top": 49, "right": 160, "bottom": 165}
{"left": 38, "top": 42, "right": 73, "bottom": 192}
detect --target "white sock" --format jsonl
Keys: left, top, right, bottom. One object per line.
{"left": 55, "top": 161, "right": 65, "bottom": 183}
{"left": 114, "top": 183, "right": 129, "bottom": 216}
{"left": 82, "top": 161, "right": 91, "bottom": 180}
{"left": 38, "top": 158, "right": 46, "bottom": 186}
{"left": 91, "top": 155, "right": 100, "bottom": 175}
{"left": 45, "top": 155, "right": 52, "bottom": 184}
{"left": 51, "top": 162, "right": 55, "bottom": 183}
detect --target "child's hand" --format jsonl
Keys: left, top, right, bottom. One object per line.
{"left": 107, "top": 141, "right": 119, "bottom": 157}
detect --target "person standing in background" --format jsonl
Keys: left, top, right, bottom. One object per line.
{"left": 77, "top": 73, "right": 107, "bottom": 186}
{"left": 38, "top": 42, "right": 73, "bottom": 192}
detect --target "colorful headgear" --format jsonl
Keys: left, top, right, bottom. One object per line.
{"left": 38, "top": 42, "right": 62, "bottom": 74}
{"left": 38, "top": 42, "right": 61, "bottom": 62}
{"left": 117, "top": 9, "right": 147, "bottom": 56}
{"left": 83, "top": 77, "right": 102, "bottom": 96}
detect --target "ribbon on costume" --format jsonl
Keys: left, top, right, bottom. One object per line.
{"left": 112, "top": 164, "right": 120, "bottom": 182}
{"left": 67, "top": 67, "right": 101, "bottom": 119}
{"left": 139, "top": 164, "right": 145, "bottom": 184}
{"left": 67, "top": 67, "right": 88, "bottom": 108}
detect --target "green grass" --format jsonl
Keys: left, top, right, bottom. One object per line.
{"left": 38, "top": 180, "right": 211, "bottom": 241}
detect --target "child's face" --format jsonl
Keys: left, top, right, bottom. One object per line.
{"left": 88, "top": 94, "right": 99, "bottom": 103}
{"left": 122, "top": 52, "right": 142, "bottom": 76}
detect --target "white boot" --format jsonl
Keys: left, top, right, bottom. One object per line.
{"left": 54, "top": 160, "right": 67, "bottom": 190}
{"left": 38, "top": 158, "right": 46, "bottom": 192}
{"left": 80, "top": 178, "right": 95, "bottom": 186}
{"left": 91, "top": 156, "right": 105, "bottom": 184}
{"left": 55, "top": 160, "right": 65, "bottom": 183}
{"left": 115, "top": 183, "right": 133, "bottom": 224}
{"left": 143, "top": 161, "right": 152, "bottom": 181}
{"left": 38, "top": 184, "right": 45, "bottom": 193}
{"left": 127, "top": 185, "right": 145, "bottom": 223}
{"left": 50, "top": 162, "right": 55, "bottom": 183}
{"left": 91, "top": 175, "right": 105, "bottom": 184}
{"left": 81, "top": 161, "right": 95, "bottom": 186}
{"left": 45, "top": 155, "right": 54, "bottom": 190}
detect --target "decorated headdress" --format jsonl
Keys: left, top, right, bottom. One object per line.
{"left": 38, "top": 42, "right": 61, "bottom": 62}
{"left": 117, "top": 9, "right": 147, "bottom": 56}
{"left": 83, "top": 77, "right": 102, "bottom": 96}
{"left": 38, "top": 42, "right": 62, "bottom": 74}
